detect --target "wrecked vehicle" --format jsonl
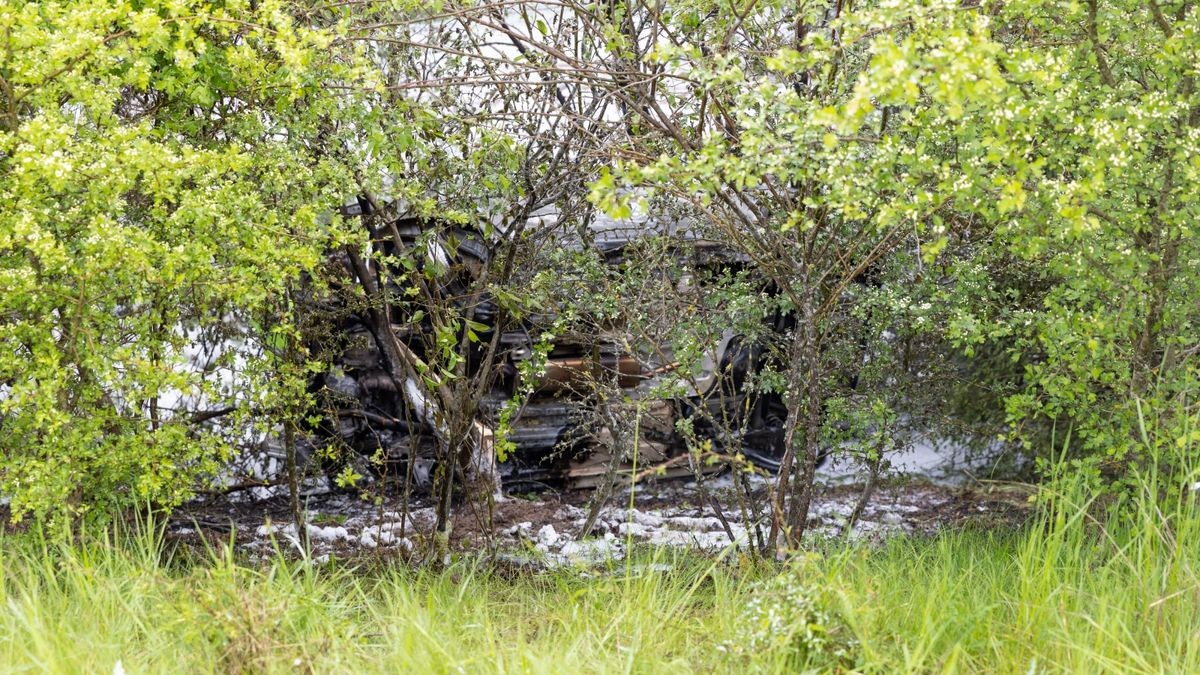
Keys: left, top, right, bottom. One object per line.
{"left": 304, "top": 200, "right": 800, "bottom": 491}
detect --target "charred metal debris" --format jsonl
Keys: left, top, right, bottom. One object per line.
{"left": 299, "top": 200, "right": 810, "bottom": 493}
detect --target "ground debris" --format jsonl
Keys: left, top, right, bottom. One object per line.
{"left": 168, "top": 476, "right": 1028, "bottom": 567}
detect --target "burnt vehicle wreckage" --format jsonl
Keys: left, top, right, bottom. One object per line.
{"left": 298, "top": 197, "right": 827, "bottom": 494}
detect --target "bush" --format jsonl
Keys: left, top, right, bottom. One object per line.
{"left": 0, "top": 1, "right": 361, "bottom": 520}
{"left": 725, "top": 556, "right": 858, "bottom": 668}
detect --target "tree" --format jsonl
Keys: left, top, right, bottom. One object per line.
{"left": 793, "top": 0, "right": 1200, "bottom": 484}
{"left": 932, "top": 0, "right": 1200, "bottom": 482}
{"left": 562, "top": 0, "right": 952, "bottom": 548}
{"left": 371, "top": 0, "right": 962, "bottom": 549}
{"left": 9, "top": 0, "right": 1196, "bottom": 527}
{"left": 0, "top": 0, "right": 369, "bottom": 520}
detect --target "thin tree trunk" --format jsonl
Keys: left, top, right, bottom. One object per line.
{"left": 433, "top": 447, "right": 458, "bottom": 560}
{"left": 283, "top": 288, "right": 309, "bottom": 555}
{"left": 283, "top": 421, "right": 309, "bottom": 555}
{"left": 785, "top": 369, "right": 823, "bottom": 547}
{"left": 785, "top": 299, "right": 824, "bottom": 548}
{"left": 842, "top": 448, "right": 883, "bottom": 538}
{"left": 767, "top": 332, "right": 807, "bottom": 553}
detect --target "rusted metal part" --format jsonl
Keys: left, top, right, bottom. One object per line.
{"left": 528, "top": 355, "right": 644, "bottom": 392}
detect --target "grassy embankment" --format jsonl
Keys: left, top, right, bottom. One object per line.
{"left": 2, "top": 467, "right": 1197, "bottom": 673}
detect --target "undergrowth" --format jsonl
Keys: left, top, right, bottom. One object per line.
{"left": 2, "top": 464, "right": 1197, "bottom": 673}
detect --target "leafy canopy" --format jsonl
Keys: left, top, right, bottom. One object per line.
{"left": 0, "top": 0, "right": 369, "bottom": 520}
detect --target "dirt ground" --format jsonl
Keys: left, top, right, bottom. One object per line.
{"left": 166, "top": 472, "right": 1032, "bottom": 566}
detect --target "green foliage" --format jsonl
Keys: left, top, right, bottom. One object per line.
{"left": 0, "top": 0, "right": 367, "bottom": 520}
{"left": 6, "top": 0, "right": 1200, "bottom": 522}
{"left": 588, "top": 0, "right": 1200, "bottom": 485}
{"left": 725, "top": 555, "right": 857, "bottom": 667}
{"left": 831, "top": 0, "right": 1200, "bottom": 478}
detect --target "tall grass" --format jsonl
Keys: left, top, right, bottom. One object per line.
{"left": 0, "top": 525, "right": 753, "bottom": 673}
{"left": 2, "top": 462, "right": 1197, "bottom": 672}
{"left": 823, "top": 442, "right": 1200, "bottom": 673}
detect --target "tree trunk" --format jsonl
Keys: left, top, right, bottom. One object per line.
{"left": 785, "top": 353, "right": 823, "bottom": 548}
{"left": 344, "top": 244, "right": 501, "bottom": 552}
{"left": 787, "top": 294, "right": 825, "bottom": 549}
{"left": 283, "top": 421, "right": 309, "bottom": 555}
